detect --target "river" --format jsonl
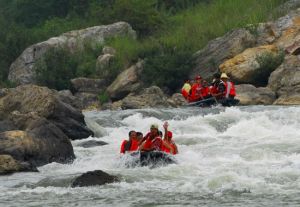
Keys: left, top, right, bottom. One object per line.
{"left": 0, "top": 106, "right": 300, "bottom": 207}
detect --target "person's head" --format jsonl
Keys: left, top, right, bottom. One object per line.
{"left": 150, "top": 124, "right": 159, "bottom": 136}
{"left": 213, "top": 72, "right": 221, "bottom": 80}
{"left": 202, "top": 80, "right": 208, "bottom": 87}
{"left": 185, "top": 79, "right": 191, "bottom": 84}
{"left": 220, "top": 73, "right": 229, "bottom": 81}
{"left": 136, "top": 132, "right": 143, "bottom": 140}
{"left": 195, "top": 75, "right": 201, "bottom": 84}
{"left": 128, "top": 130, "right": 137, "bottom": 140}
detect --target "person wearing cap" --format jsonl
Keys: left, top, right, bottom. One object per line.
{"left": 220, "top": 73, "right": 236, "bottom": 99}
{"left": 189, "top": 75, "right": 203, "bottom": 102}
{"left": 162, "top": 122, "right": 178, "bottom": 155}
{"left": 139, "top": 124, "right": 164, "bottom": 152}
{"left": 120, "top": 130, "right": 139, "bottom": 154}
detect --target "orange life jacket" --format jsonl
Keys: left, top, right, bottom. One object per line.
{"left": 143, "top": 136, "right": 163, "bottom": 151}
{"left": 162, "top": 141, "right": 177, "bottom": 155}
{"left": 190, "top": 83, "right": 203, "bottom": 102}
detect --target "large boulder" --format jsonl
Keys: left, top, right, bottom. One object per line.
{"left": 235, "top": 84, "right": 276, "bottom": 105}
{"left": 190, "top": 29, "right": 256, "bottom": 80}
{"left": 0, "top": 154, "right": 38, "bottom": 175}
{"left": 0, "top": 85, "right": 93, "bottom": 140}
{"left": 0, "top": 126, "right": 75, "bottom": 166}
{"left": 219, "top": 45, "right": 280, "bottom": 85}
{"left": 8, "top": 22, "right": 136, "bottom": 85}
{"left": 119, "top": 86, "right": 172, "bottom": 109}
{"left": 268, "top": 55, "right": 300, "bottom": 105}
{"left": 71, "top": 170, "right": 119, "bottom": 187}
{"left": 107, "top": 61, "right": 144, "bottom": 101}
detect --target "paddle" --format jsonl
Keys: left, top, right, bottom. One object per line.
{"left": 186, "top": 96, "right": 216, "bottom": 106}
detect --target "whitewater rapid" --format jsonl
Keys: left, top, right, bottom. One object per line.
{"left": 0, "top": 106, "right": 300, "bottom": 206}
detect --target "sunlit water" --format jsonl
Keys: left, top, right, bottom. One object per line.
{"left": 1, "top": 106, "right": 300, "bottom": 207}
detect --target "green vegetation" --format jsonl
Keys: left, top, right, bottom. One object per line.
{"left": 255, "top": 50, "right": 285, "bottom": 86}
{"left": 97, "top": 91, "right": 110, "bottom": 105}
{"left": 0, "top": 0, "right": 287, "bottom": 91}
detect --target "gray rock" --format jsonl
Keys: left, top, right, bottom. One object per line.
{"left": 268, "top": 55, "right": 300, "bottom": 105}
{"left": 95, "top": 54, "right": 115, "bottom": 79}
{"left": 235, "top": 84, "right": 276, "bottom": 105}
{"left": 107, "top": 61, "right": 144, "bottom": 101}
{"left": 102, "top": 46, "right": 116, "bottom": 55}
{"left": 120, "top": 86, "right": 171, "bottom": 109}
{"left": 0, "top": 85, "right": 93, "bottom": 140}
{"left": 57, "top": 90, "right": 82, "bottom": 110}
{"left": 8, "top": 22, "right": 136, "bottom": 85}
{"left": 74, "top": 92, "right": 100, "bottom": 110}
{"left": 190, "top": 29, "right": 256, "bottom": 80}
{"left": 168, "top": 93, "right": 187, "bottom": 107}
{"left": 71, "top": 78, "right": 107, "bottom": 94}
{"left": 77, "top": 140, "right": 108, "bottom": 148}
{"left": 71, "top": 170, "right": 119, "bottom": 187}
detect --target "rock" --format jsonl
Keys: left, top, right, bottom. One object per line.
{"left": 107, "top": 61, "right": 144, "bottom": 101}
{"left": 71, "top": 170, "right": 119, "bottom": 187}
{"left": 74, "top": 92, "right": 100, "bottom": 110}
{"left": 219, "top": 45, "right": 280, "bottom": 85}
{"left": 85, "top": 117, "right": 108, "bottom": 138}
{"left": 120, "top": 86, "right": 171, "bottom": 109}
{"left": 71, "top": 78, "right": 107, "bottom": 94}
{"left": 257, "top": 8, "right": 300, "bottom": 53}
{"left": 0, "top": 85, "right": 93, "bottom": 140}
{"left": 57, "top": 90, "right": 82, "bottom": 110}
{"left": 0, "top": 113, "right": 75, "bottom": 166}
{"left": 8, "top": 22, "right": 136, "bottom": 85}
{"left": 77, "top": 140, "right": 108, "bottom": 148}
{"left": 190, "top": 29, "right": 256, "bottom": 80}
{"left": 95, "top": 54, "right": 115, "bottom": 79}
{"left": 268, "top": 55, "right": 300, "bottom": 105}
{"left": 235, "top": 84, "right": 276, "bottom": 105}
{"left": 0, "top": 154, "right": 38, "bottom": 175}
{"left": 168, "top": 93, "right": 187, "bottom": 107}
{"left": 102, "top": 46, "right": 116, "bottom": 55}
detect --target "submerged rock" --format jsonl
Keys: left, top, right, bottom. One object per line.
{"left": 71, "top": 170, "right": 119, "bottom": 187}
{"left": 77, "top": 140, "right": 108, "bottom": 148}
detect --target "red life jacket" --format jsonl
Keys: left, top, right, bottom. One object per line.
{"left": 143, "top": 136, "right": 163, "bottom": 151}
{"left": 120, "top": 139, "right": 139, "bottom": 153}
{"left": 190, "top": 83, "right": 203, "bottom": 102}
{"left": 201, "top": 87, "right": 210, "bottom": 98}
{"left": 162, "top": 141, "right": 177, "bottom": 155}
{"left": 224, "top": 81, "right": 236, "bottom": 98}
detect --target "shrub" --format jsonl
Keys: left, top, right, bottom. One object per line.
{"left": 141, "top": 47, "right": 194, "bottom": 93}
{"left": 97, "top": 91, "right": 110, "bottom": 104}
{"left": 255, "top": 50, "right": 285, "bottom": 86}
{"left": 35, "top": 47, "right": 77, "bottom": 90}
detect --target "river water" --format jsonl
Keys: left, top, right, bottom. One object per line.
{"left": 0, "top": 106, "right": 300, "bottom": 207}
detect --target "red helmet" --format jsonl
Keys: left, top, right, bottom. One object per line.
{"left": 195, "top": 75, "right": 201, "bottom": 80}
{"left": 167, "top": 131, "right": 173, "bottom": 138}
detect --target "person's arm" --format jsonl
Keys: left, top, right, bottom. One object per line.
{"left": 162, "top": 140, "right": 174, "bottom": 154}
{"left": 120, "top": 140, "right": 126, "bottom": 154}
{"left": 163, "top": 122, "right": 168, "bottom": 140}
{"left": 172, "top": 142, "right": 178, "bottom": 154}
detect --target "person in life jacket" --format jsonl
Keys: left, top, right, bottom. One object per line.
{"left": 120, "top": 130, "right": 139, "bottom": 154}
{"left": 189, "top": 75, "right": 203, "bottom": 102}
{"left": 220, "top": 73, "right": 236, "bottom": 99}
{"left": 181, "top": 79, "right": 192, "bottom": 100}
{"left": 161, "top": 122, "right": 178, "bottom": 155}
{"left": 139, "top": 124, "right": 164, "bottom": 151}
